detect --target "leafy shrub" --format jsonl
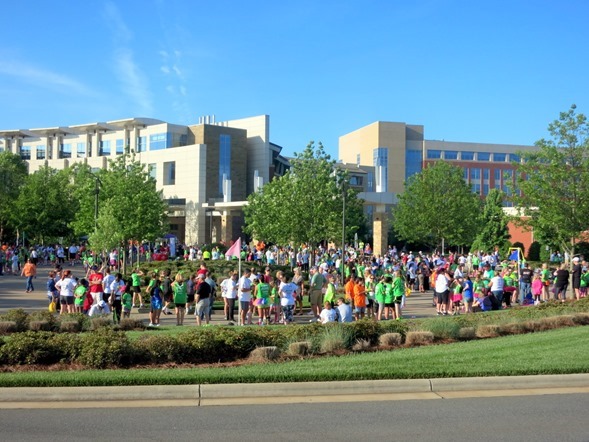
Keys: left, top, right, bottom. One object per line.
{"left": 346, "top": 319, "right": 382, "bottom": 344}
{"left": 29, "top": 321, "right": 52, "bottom": 332}
{"left": 29, "top": 311, "right": 59, "bottom": 331}
{"left": 572, "top": 313, "right": 589, "bottom": 325}
{"left": 0, "top": 331, "right": 66, "bottom": 365}
{"left": 91, "top": 316, "right": 112, "bottom": 331}
{"left": 379, "top": 320, "right": 409, "bottom": 336}
{"left": 119, "top": 318, "right": 146, "bottom": 331}
{"left": 77, "top": 329, "right": 132, "bottom": 368}
{"left": 132, "top": 334, "right": 190, "bottom": 364}
{"left": 0, "top": 322, "right": 17, "bottom": 335}
{"left": 59, "top": 313, "right": 90, "bottom": 332}
{"left": 0, "top": 309, "right": 29, "bottom": 332}
{"left": 498, "top": 322, "right": 527, "bottom": 335}
{"left": 527, "top": 241, "right": 541, "bottom": 261}
{"left": 379, "top": 332, "right": 403, "bottom": 347}
{"left": 60, "top": 321, "right": 82, "bottom": 333}
{"left": 405, "top": 331, "right": 434, "bottom": 346}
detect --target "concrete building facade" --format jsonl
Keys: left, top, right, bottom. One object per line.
{"left": 0, "top": 115, "right": 289, "bottom": 245}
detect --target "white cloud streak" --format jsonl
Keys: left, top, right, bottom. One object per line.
{"left": 0, "top": 61, "right": 94, "bottom": 96}
{"left": 103, "top": 1, "right": 153, "bottom": 116}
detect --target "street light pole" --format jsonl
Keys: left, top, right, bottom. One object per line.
{"left": 341, "top": 180, "right": 346, "bottom": 284}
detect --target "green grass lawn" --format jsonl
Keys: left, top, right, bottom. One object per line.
{"left": 1, "top": 326, "right": 587, "bottom": 388}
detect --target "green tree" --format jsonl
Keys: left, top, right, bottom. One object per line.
{"left": 512, "top": 105, "right": 589, "bottom": 261}
{"left": 393, "top": 161, "right": 480, "bottom": 250}
{"left": 471, "top": 189, "right": 511, "bottom": 255}
{"left": 88, "top": 154, "right": 168, "bottom": 252}
{"left": 244, "top": 142, "right": 366, "bottom": 254}
{"left": 13, "top": 166, "right": 76, "bottom": 243}
{"left": 0, "top": 152, "right": 28, "bottom": 242}
{"left": 69, "top": 163, "right": 101, "bottom": 237}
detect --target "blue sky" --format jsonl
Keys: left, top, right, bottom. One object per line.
{"left": 1, "top": 0, "right": 587, "bottom": 159}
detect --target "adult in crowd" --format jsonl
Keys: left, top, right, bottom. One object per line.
{"left": 220, "top": 271, "right": 237, "bottom": 322}
{"left": 572, "top": 256, "right": 582, "bottom": 300}
{"left": 237, "top": 269, "right": 252, "bottom": 325}
{"left": 308, "top": 266, "right": 326, "bottom": 322}
{"left": 553, "top": 264, "right": 570, "bottom": 301}
{"left": 519, "top": 262, "right": 533, "bottom": 302}
{"left": 56, "top": 269, "right": 76, "bottom": 314}
{"left": 194, "top": 273, "right": 211, "bottom": 326}
{"left": 21, "top": 258, "right": 37, "bottom": 293}
{"left": 434, "top": 266, "right": 452, "bottom": 316}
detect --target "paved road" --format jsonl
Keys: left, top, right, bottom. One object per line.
{"left": 0, "top": 393, "right": 588, "bottom": 441}
{"left": 0, "top": 264, "right": 439, "bottom": 324}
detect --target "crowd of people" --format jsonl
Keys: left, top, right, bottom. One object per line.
{"left": 3, "top": 241, "right": 588, "bottom": 327}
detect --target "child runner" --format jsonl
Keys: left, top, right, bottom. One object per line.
{"left": 131, "top": 268, "right": 144, "bottom": 308}
{"left": 254, "top": 276, "right": 271, "bottom": 325}
{"left": 353, "top": 276, "right": 367, "bottom": 320}
{"left": 109, "top": 273, "right": 125, "bottom": 323}
{"left": 392, "top": 270, "right": 405, "bottom": 320}
{"left": 462, "top": 275, "right": 474, "bottom": 313}
{"left": 172, "top": 273, "right": 187, "bottom": 326}
{"left": 149, "top": 274, "right": 163, "bottom": 327}
{"left": 531, "top": 273, "right": 543, "bottom": 305}
{"left": 74, "top": 278, "right": 88, "bottom": 314}
{"left": 319, "top": 300, "right": 338, "bottom": 324}
{"left": 122, "top": 281, "right": 133, "bottom": 319}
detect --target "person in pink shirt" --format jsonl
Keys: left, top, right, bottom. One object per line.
{"left": 531, "top": 273, "right": 543, "bottom": 304}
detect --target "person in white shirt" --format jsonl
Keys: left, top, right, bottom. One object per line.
{"left": 277, "top": 271, "right": 296, "bottom": 324}
{"left": 319, "top": 301, "right": 337, "bottom": 324}
{"left": 237, "top": 269, "right": 252, "bottom": 325}
{"left": 220, "top": 271, "right": 237, "bottom": 322}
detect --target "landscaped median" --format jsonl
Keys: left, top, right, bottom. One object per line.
{"left": 0, "top": 301, "right": 588, "bottom": 387}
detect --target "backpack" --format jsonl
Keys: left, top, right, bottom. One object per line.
{"left": 161, "top": 277, "right": 172, "bottom": 296}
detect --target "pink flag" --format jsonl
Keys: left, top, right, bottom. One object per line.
{"left": 225, "top": 238, "right": 241, "bottom": 258}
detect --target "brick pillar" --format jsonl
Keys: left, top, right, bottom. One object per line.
{"left": 373, "top": 206, "right": 388, "bottom": 257}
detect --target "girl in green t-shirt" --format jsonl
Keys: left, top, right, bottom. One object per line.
{"left": 172, "top": 273, "right": 187, "bottom": 326}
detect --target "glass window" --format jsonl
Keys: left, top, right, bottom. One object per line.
{"left": 463, "top": 167, "right": 468, "bottom": 181}
{"left": 100, "top": 140, "right": 111, "bottom": 156}
{"left": 36, "top": 145, "right": 46, "bottom": 160}
{"left": 483, "top": 184, "right": 489, "bottom": 196}
{"left": 163, "top": 161, "right": 175, "bottom": 185}
{"left": 471, "top": 183, "right": 481, "bottom": 194}
{"left": 493, "top": 153, "right": 506, "bottom": 162}
{"left": 510, "top": 153, "right": 520, "bottom": 163}
{"left": 219, "top": 134, "right": 231, "bottom": 195}
{"left": 367, "top": 172, "right": 374, "bottom": 192}
{"left": 444, "top": 150, "right": 458, "bottom": 160}
{"left": 483, "top": 168, "right": 490, "bottom": 180}
{"left": 60, "top": 143, "right": 72, "bottom": 159}
{"left": 76, "top": 142, "right": 86, "bottom": 158}
{"left": 426, "top": 149, "right": 441, "bottom": 159}
{"left": 477, "top": 152, "right": 490, "bottom": 161}
{"left": 148, "top": 163, "right": 156, "bottom": 181}
{"left": 137, "top": 136, "right": 146, "bottom": 153}
{"left": 470, "top": 167, "right": 481, "bottom": 181}
{"left": 20, "top": 145, "right": 31, "bottom": 160}
{"left": 494, "top": 169, "right": 501, "bottom": 181}
{"left": 150, "top": 133, "right": 168, "bottom": 151}
{"left": 116, "top": 139, "right": 124, "bottom": 154}
{"left": 405, "top": 149, "right": 422, "bottom": 180}
{"left": 349, "top": 176, "right": 363, "bottom": 186}
{"left": 373, "top": 147, "right": 388, "bottom": 192}
{"left": 461, "top": 151, "right": 475, "bottom": 161}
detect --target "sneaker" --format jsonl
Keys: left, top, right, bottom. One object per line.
{"left": 140, "top": 304, "right": 145, "bottom": 309}
{"left": 148, "top": 323, "right": 154, "bottom": 327}
{"left": 155, "top": 323, "right": 160, "bottom": 327}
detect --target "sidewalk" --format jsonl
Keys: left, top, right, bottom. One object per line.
{"left": 0, "top": 264, "right": 440, "bottom": 324}
{"left": 1, "top": 374, "right": 588, "bottom": 408}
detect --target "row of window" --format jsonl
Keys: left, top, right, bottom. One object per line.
{"left": 19, "top": 132, "right": 188, "bottom": 160}
{"left": 427, "top": 150, "right": 520, "bottom": 163}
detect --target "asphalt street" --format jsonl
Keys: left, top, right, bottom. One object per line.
{"left": 0, "top": 393, "right": 588, "bottom": 441}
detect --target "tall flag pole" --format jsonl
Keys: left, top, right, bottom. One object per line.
{"left": 226, "top": 238, "right": 242, "bottom": 324}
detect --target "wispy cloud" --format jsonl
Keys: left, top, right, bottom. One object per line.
{"left": 0, "top": 61, "right": 94, "bottom": 96}
{"left": 103, "top": 1, "right": 153, "bottom": 116}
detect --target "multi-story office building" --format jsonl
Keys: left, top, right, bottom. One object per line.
{"left": 339, "top": 121, "right": 537, "bottom": 255}
{"left": 0, "top": 114, "right": 289, "bottom": 245}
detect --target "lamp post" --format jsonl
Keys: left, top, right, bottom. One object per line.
{"left": 90, "top": 174, "right": 102, "bottom": 234}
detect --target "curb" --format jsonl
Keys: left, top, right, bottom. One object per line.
{"left": 1, "top": 374, "right": 588, "bottom": 407}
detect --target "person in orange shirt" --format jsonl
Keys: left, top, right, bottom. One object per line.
{"left": 353, "top": 277, "right": 367, "bottom": 320}
{"left": 344, "top": 276, "right": 356, "bottom": 309}
{"left": 21, "top": 258, "right": 37, "bottom": 293}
